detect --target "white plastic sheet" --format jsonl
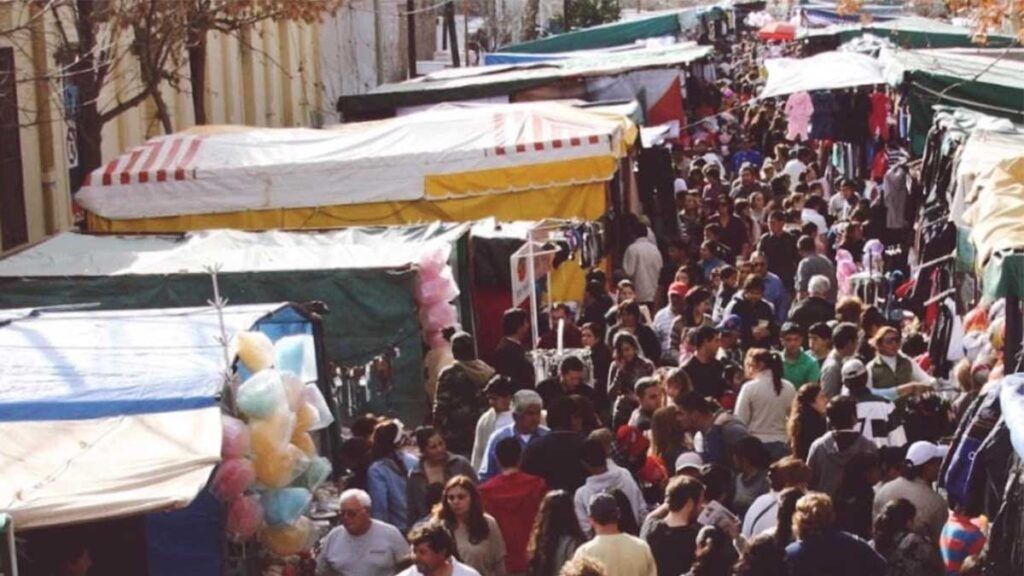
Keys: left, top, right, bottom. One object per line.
{"left": 759, "top": 51, "right": 886, "bottom": 99}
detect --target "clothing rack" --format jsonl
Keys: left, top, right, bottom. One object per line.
{"left": 924, "top": 288, "right": 957, "bottom": 308}
{"left": 913, "top": 253, "right": 955, "bottom": 273}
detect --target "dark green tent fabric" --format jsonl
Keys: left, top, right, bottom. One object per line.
{"left": 0, "top": 269, "right": 427, "bottom": 425}
{"left": 500, "top": 11, "right": 684, "bottom": 54}
{"left": 983, "top": 251, "right": 1024, "bottom": 300}
{"left": 886, "top": 50, "right": 1024, "bottom": 155}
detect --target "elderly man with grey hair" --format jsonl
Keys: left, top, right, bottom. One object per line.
{"left": 788, "top": 274, "right": 837, "bottom": 332}
{"left": 795, "top": 234, "right": 838, "bottom": 301}
{"left": 315, "top": 488, "right": 409, "bottom": 576}
{"left": 478, "top": 389, "right": 548, "bottom": 481}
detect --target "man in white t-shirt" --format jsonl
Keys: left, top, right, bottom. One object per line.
{"left": 398, "top": 521, "right": 481, "bottom": 576}
{"left": 316, "top": 489, "right": 409, "bottom": 576}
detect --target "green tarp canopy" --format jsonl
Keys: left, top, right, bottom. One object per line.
{"left": 0, "top": 225, "right": 471, "bottom": 425}
{"left": 338, "top": 43, "right": 712, "bottom": 117}
{"left": 799, "top": 17, "right": 1019, "bottom": 49}
{"left": 883, "top": 48, "right": 1024, "bottom": 155}
{"left": 983, "top": 251, "right": 1024, "bottom": 300}
{"left": 499, "top": 9, "right": 704, "bottom": 54}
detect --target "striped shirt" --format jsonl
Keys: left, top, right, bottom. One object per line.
{"left": 940, "top": 512, "right": 986, "bottom": 574}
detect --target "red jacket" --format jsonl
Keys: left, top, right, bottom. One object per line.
{"left": 479, "top": 471, "right": 547, "bottom": 573}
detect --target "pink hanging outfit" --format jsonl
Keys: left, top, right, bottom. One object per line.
{"left": 785, "top": 92, "right": 814, "bottom": 141}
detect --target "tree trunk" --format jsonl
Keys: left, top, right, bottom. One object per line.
{"left": 73, "top": 0, "right": 104, "bottom": 177}
{"left": 151, "top": 89, "right": 174, "bottom": 134}
{"left": 522, "top": 0, "right": 539, "bottom": 41}
{"left": 188, "top": 29, "right": 208, "bottom": 125}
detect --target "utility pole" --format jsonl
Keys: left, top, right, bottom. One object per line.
{"left": 445, "top": 1, "right": 460, "bottom": 67}
{"left": 563, "top": 0, "right": 570, "bottom": 31}
{"left": 407, "top": 0, "right": 417, "bottom": 77}
{"left": 463, "top": 0, "right": 470, "bottom": 66}
{"left": 373, "top": 0, "right": 385, "bottom": 84}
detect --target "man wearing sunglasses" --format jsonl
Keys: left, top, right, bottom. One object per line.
{"left": 864, "top": 326, "right": 935, "bottom": 401}
{"left": 315, "top": 489, "right": 408, "bottom": 576}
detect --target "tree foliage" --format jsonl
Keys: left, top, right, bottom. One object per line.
{"left": 551, "top": 0, "right": 621, "bottom": 33}
{"left": 837, "top": 0, "right": 1024, "bottom": 42}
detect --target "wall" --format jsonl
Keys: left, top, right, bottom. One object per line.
{"left": 0, "top": 3, "right": 342, "bottom": 253}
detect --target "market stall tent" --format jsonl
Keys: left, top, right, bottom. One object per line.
{"left": 77, "top": 103, "right": 636, "bottom": 234}
{"left": 0, "top": 227, "right": 466, "bottom": 425}
{"left": 882, "top": 47, "right": 1024, "bottom": 153}
{"left": 0, "top": 303, "right": 315, "bottom": 574}
{"left": 758, "top": 50, "right": 886, "bottom": 99}
{"left": 337, "top": 44, "right": 711, "bottom": 118}
{"left": 494, "top": 7, "right": 717, "bottom": 55}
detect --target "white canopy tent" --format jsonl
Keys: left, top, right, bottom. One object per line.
{"left": 759, "top": 51, "right": 887, "bottom": 99}
{"left": 0, "top": 303, "right": 308, "bottom": 529}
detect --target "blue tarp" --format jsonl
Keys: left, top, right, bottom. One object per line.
{"left": 0, "top": 303, "right": 308, "bottom": 422}
{"left": 1001, "top": 373, "right": 1024, "bottom": 460}
{"left": 483, "top": 52, "right": 568, "bottom": 65}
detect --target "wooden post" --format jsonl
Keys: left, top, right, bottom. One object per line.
{"left": 445, "top": 2, "right": 460, "bottom": 67}
{"left": 407, "top": 0, "right": 417, "bottom": 77}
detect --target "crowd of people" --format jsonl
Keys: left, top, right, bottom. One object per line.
{"left": 315, "top": 34, "right": 1002, "bottom": 576}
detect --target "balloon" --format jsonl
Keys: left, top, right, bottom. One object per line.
{"left": 261, "top": 488, "right": 312, "bottom": 526}
{"left": 236, "top": 331, "right": 276, "bottom": 373}
{"left": 250, "top": 409, "right": 296, "bottom": 456}
{"left": 303, "top": 384, "right": 334, "bottom": 431}
{"left": 221, "top": 415, "right": 251, "bottom": 459}
{"left": 210, "top": 458, "right": 255, "bottom": 502}
{"left": 254, "top": 445, "right": 295, "bottom": 489}
{"left": 274, "top": 335, "right": 316, "bottom": 381}
{"left": 281, "top": 372, "right": 306, "bottom": 412}
{"left": 261, "top": 516, "right": 316, "bottom": 557}
{"left": 237, "top": 369, "right": 287, "bottom": 419}
{"left": 291, "top": 456, "right": 332, "bottom": 491}
{"left": 291, "top": 431, "right": 316, "bottom": 456}
{"left": 226, "top": 495, "right": 264, "bottom": 541}
{"left": 294, "top": 402, "right": 320, "bottom": 434}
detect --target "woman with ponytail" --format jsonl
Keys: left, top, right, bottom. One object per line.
{"left": 735, "top": 348, "right": 797, "bottom": 461}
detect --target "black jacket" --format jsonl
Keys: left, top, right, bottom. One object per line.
{"left": 788, "top": 296, "right": 836, "bottom": 331}
{"left": 493, "top": 338, "right": 535, "bottom": 390}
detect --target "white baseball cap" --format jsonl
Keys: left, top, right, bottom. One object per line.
{"left": 675, "top": 452, "right": 705, "bottom": 473}
{"left": 905, "top": 441, "right": 949, "bottom": 467}
{"left": 841, "top": 359, "right": 867, "bottom": 380}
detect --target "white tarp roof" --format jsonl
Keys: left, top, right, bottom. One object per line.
{"left": 759, "top": 51, "right": 887, "bottom": 99}
{"left": 0, "top": 225, "right": 467, "bottom": 277}
{"left": 75, "top": 102, "right": 629, "bottom": 221}
{"left": 952, "top": 130, "right": 1024, "bottom": 227}
{"left": 0, "top": 303, "right": 301, "bottom": 529}
{"left": 963, "top": 157, "right": 1024, "bottom": 266}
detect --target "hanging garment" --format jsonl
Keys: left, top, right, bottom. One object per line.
{"left": 869, "top": 91, "right": 891, "bottom": 141}
{"left": 832, "top": 91, "right": 853, "bottom": 142}
{"left": 883, "top": 164, "right": 910, "bottom": 230}
{"left": 809, "top": 92, "right": 837, "bottom": 140}
{"left": 851, "top": 91, "right": 873, "bottom": 143}
{"left": 785, "top": 92, "right": 814, "bottom": 141}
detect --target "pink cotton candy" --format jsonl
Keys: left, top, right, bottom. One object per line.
{"left": 419, "top": 303, "right": 457, "bottom": 333}
{"left": 418, "top": 244, "right": 451, "bottom": 278}
{"left": 221, "top": 415, "right": 251, "bottom": 459}
{"left": 211, "top": 458, "right": 256, "bottom": 502}
{"left": 226, "top": 495, "right": 264, "bottom": 541}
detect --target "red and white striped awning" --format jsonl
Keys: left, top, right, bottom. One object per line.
{"left": 76, "top": 102, "right": 633, "bottom": 221}
{"left": 85, "top": 134, "right": 206, "bottom": 187}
